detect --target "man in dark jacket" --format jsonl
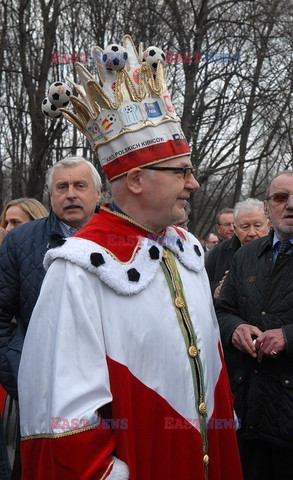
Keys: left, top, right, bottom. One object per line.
{"left": 0, "top": 156, "right": 101, "bottom": 398}
{"left": 0, "top": 156, "right": 101, "bottom": 478}
{"left": 216, "top": 170, "right": 293, "bottom": 480}
{"left": 206, "top": 198, "right": 270, "bottom": 299}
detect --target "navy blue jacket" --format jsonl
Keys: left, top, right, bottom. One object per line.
{"left": 0, "top": 211, "right": 64, "bottom": 398}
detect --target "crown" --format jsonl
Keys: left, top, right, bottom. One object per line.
{"left": 42, "top": 35, "right": 190, "bottom": 181}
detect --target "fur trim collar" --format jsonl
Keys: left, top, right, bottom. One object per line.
{"left": 44, "top": 219, "right": 204, "bottom": 296}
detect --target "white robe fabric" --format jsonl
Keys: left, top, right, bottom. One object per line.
{"left": 18, "top": 219, "right": 242, "bottom": 480}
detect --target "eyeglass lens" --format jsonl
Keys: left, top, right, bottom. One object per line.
{"left": 270, "top": 192, "right": 290, "bottom": 203}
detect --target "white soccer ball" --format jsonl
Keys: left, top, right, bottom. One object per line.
{"left": 142, "top": 46, "right": 166, "bottom": 73}
{"left": 41, "top": 97, "right": 62, "bottom": 118}
{"left": 102, "top": 44, "right": 128, "bottom": 71}
{"left": 48, "top": 82, "right": 72, "bottom": 107}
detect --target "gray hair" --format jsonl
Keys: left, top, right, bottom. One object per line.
{"left": 234, "top": 198, "right": 265, "bottom": 225}
{"left": 46, "top": 156, "right": 102, "bottom": 193}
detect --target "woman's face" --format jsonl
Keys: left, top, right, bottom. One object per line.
{"left": 5, "top": 205, "right": 32, "bottom": 232}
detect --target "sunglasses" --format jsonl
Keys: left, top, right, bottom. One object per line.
{"left": 143, "top": 166, "right": 196, "bottom": 179}
{"left": 266, "top": 192, "right": 292, "bottom": 203}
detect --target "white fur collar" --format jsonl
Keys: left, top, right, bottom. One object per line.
{"left": 44, "top": 227, "right": 204, "bottom": 295}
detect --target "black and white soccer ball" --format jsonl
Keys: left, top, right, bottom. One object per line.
{"left": 142, "top": 46, "right": 166, "bottom": 73}
{"left": 41, "top": 98, "right": 62, "bottom": 118}
{"left": 102, "top": 44, "right": 128, "bottom": 71}
{"left": 48, "top": 82, "right": 72, "bottom": 108}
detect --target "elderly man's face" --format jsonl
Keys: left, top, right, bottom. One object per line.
{"left": 265, "top": 174, "right": 293, "bottom": 240}
{"left": 141, "top": 156, "right": 199, "bottom": 231}
{"left": 50, "top": 164, "right": 101, "bottom": 230}
{"left": 234, "top": 207, "right": 270, "bottom": 245}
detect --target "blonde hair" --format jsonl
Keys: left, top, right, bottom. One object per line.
{"left": 0, "top": 198, "right": 48, "bottom": 228}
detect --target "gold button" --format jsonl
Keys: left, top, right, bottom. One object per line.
{"left": 188, "top": 345, "right": 198, "bottom": 357}
{"left": 162, "top": 249, "right": 168, "bottom": 258}
{"left": 199, "top": 402, "right": 207, "bottom": 415}
{"left": 203, "top": 454, "right": 209, "bottom": 465}
{"left": 285, "top": 379, "right": 290, "bottom": 385}
{"left": 175, "top": 296, "right": 184, "bottom": 308}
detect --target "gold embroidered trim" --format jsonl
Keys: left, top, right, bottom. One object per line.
{"left": 160, "top": 247, "right": 209, "bottom": 479}
{"left": 101, "top": 206, "right": 165, "bottom": 237}
{"left": 100, "top": 240, "right": 142, "bottom": 264}
{"left": 21, "top": 420, "right": 100, "bottom": 442}
{"left": 92, "top": 116, "right": 179, "bottom": 151}
{"left": 99, "top": 459, "right": 115, "bottom": 480}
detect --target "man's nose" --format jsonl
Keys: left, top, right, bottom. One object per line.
{"left": 287, "top": 194, "right": 293, "bottom": 209}
{"left": 66, "top": 184, "right": 77, "bottom": 198}
{"left": 247, "top": 226, "right": 257, "bottom": 236}
{"left": 186, "top": 174, "right": 200, "bottom": 191}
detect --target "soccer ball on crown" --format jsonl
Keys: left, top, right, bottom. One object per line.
{"left": 102, "top": 44, "right": 128, "bottom": 71}
{"left": 41, "top": 98, "right": 62, "bottom": 118}
{"left": 142, "top": 46, "right": 166, "bottom": 73}
{"left": 48, "top": 82, "right": 72, "bottom": 108}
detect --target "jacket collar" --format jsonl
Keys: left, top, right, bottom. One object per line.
{"left": 257, "top": 229, "right": 273, "bottom": 257}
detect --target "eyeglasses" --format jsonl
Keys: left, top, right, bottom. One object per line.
{"left": 266, "top": 192, "right": 293, "bottom": 203}
{"left": 218, "top": 222, "right": 234, "bottom": 228}
{"left": 143, "top": 166, "right": 196, "bottom": 179}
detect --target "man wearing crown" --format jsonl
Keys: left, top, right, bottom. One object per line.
{"left": 18, "top": 36, "right": 243, "bottom": 479}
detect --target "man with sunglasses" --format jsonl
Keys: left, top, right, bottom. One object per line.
{"left": 18, "top": 36, "right": 242, "bottom": 480}
{"left": 217, "top": 170, "right": 293, "bottom": 480}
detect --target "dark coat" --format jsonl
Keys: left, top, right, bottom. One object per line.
{"left": 0, "top": 211, "right": 64, "bottom": 398}
{"left": 216, "top": 231, "right": 293, "bottom": 447}
{"left": 205, "top": 234, "right": 241, "bottom": 295}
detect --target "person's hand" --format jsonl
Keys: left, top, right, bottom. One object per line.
{"left": 231, "top": 324, "right": 263, "bottom": 358}
{"left": 213, "top": 270, "right": 229, "bottom": 300}
{"left": 255, "top": 328, "right": 285, "bottom": 362}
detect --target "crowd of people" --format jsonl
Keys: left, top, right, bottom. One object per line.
{"left": 0, "top": 34, "right": 292, "bottom": 480}
{"left": 1, "top": 167, "right": 292, "bottom": 480}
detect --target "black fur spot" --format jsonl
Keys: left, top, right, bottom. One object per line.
{"left": 149, "top": 246, "right": 160, "bottom": 260}
{"left": 90, "top": 253, "right": 105, "bottom": 267}
{"left": 127, "top": 268, "right": 140, "bottom": 282}
{"left": 48, "top": 235, "right": 66, "bottom": 249}
{"left": 194, "top": 245, "right": 201, "bottom": 257}
{"left": 176, "top": 239, "right": 184, "bottom": 252}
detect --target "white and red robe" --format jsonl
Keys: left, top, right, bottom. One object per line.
{"left": 18, "top": 207, "right": 242, "bottom": 479}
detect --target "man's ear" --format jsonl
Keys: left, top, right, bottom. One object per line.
{"left": 125, "top": 168, "right": 144, "bottom": 194}
{"left": 96, "top": 190, "right": 102, "bottom": 204}
{"left": 264, "top": 200, "right": 269, "bottom": 218}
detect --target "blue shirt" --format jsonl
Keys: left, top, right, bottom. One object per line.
{"left": 272, "top": 232, "right": 293, "bottom": 262}
{"left": 59, "top": 221, "right": 77, "bottom": 238}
